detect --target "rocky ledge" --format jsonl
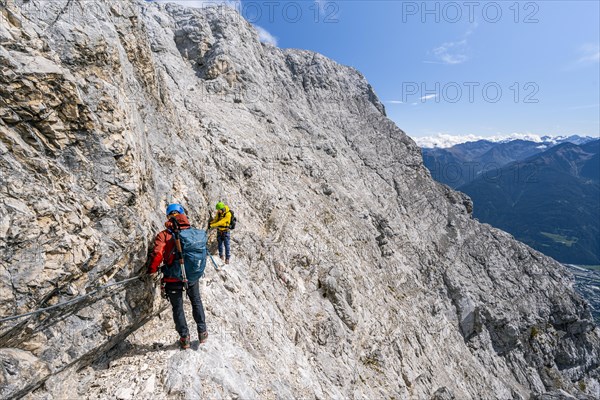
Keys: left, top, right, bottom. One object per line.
{"left": 0, "top": 1, "right": 598, "bottom": 399}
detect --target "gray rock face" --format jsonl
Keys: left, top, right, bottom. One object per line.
{"left": 567, "top": 265, "right": 600, "bottom": 324}
{"left": 0, "top": 0, "right": 598, "bottom": 399}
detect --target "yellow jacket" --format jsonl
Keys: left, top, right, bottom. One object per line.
{"left": 209, "top": 206, "right": 232, "bottom": 231}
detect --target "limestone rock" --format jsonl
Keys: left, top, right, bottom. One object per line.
{"left": 0, "top": 1, "right": 598, "bottom": 399}
{"left": 0, "top": 348, "right": 49, "bottom": 398}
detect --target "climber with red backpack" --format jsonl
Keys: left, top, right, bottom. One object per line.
{"left": 208, "top": 201, "right": 236, "bottom": 264}
{"left": 146, "top": 204, "right": 208, "bottom": 349}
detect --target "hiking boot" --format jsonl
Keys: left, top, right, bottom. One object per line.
{"left": 179, "top": 336, "right": 191, "bottom": 349}
{"left": 220, "top": 255, "right": 225, "bottom": 262}
{"left": 199, "top": 331, "right": 208, "bottom": 344}
{"left": 225, "top": 258, "right": 230, "bottom": 265}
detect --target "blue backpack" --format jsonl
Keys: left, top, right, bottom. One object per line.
{"left": 162, "top": 228, "right": 208, "bottom": 282}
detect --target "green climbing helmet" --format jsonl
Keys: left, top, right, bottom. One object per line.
{"left": 216, "top": 202, "right": 225, "bottom": 210}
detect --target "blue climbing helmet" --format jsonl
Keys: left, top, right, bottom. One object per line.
{"left": 166, "top": 203, "right": 185, "bottom": 216}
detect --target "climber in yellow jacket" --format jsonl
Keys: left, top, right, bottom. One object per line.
{"left": 209, "top": 202, "right": 232, "bottom": 264}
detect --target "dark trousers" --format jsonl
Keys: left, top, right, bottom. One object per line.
{"left": 165, "top": 280, "right": 206, "bottom": 338}
{"left": 217, "top": 230, "right": 231, "bottom": 259}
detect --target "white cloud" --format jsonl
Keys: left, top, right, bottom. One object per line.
{"left": 387, "top": 100, "right": 404, "bottom": 104}
{"left": 415, "top": 132, "right": 550, "bottom": 148}
{"left": 464, "top": 21, "right": 479, "bottom": 37}
{"left": 420, "top": 94, "right": 437, "bottom": 101}
{"left": 564, "top": 43, "right": 599, "bottom": 70}
{"left": 415, "top": 133, "right": 600, "bottom": 148}
{"left": 415, "top": 134, "right": 484, "bottom": 148}
{"left": 577, "top": 43, "right": 600, "bottom": 64}
{"left": 432, "top": 39, "right": 468, "bottom": 65}
{"left": 426, "top": 23, "right": 477, "bottom": 65}
{"left": 254, "top": 25, "right": 278, "bottom": 46}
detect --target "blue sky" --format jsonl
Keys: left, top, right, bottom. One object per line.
{"left": 156, "top": 1, "right": 600, "bottom": 141}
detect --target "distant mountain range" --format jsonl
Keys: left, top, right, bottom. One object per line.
{"left": 423, "top": 139, "right": 549, "bottom": 188}
{"left": 421, "top": 136, "right": 600, "bottom": 265}
{"left": 416, "top": 134, "right": 595, "bottom": 149}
